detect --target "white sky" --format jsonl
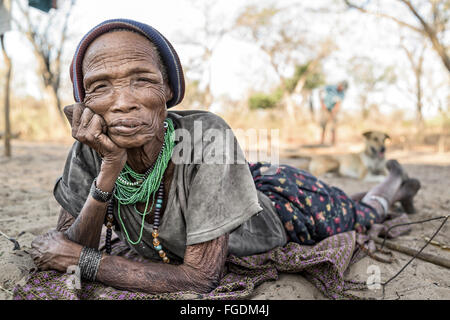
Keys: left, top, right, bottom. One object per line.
{"left": 2, "top": 0, "right": 449, "bottom": 118}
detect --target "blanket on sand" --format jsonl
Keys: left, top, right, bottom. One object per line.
{"left": 12, "top": 214, "right": 411, "bottom": 300}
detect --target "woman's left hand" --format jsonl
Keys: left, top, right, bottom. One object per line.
{"left": 29, "top": 230, "right": 82, "bottom": 273}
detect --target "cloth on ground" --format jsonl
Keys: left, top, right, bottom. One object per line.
{"left": 12, "top": 214, "right": 412, "bottom": 300}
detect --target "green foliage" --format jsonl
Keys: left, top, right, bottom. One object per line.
{"left": 248, "top": 88, "right": 283, "bottom": 110}
{"left": 247, "top": 61, "right": 325, "bottom": 110}
{"left": 285, "top": 62, "right": 325, "bottom": 93}
{"left": 304, "top": 72, "right": 326, "bottom": 90}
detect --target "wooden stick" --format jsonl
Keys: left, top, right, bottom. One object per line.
{"left": 374, "top": 238, "right": 450, "bottom": 269}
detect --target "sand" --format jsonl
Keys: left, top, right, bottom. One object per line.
{"left": 0, "top": 141, "right": 449, "bottom": 300}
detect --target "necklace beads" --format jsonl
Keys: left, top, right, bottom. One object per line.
{"left": 105, "top": 200, "right": 115, "bottom": 255}
{"left": 105, "top": 118, "right": 175, "bottom": 263}
{"left": 151, "top": 182, "right": 169, "bottom": 263}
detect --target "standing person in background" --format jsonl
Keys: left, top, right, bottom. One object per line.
{"left": 319, "top": 80, "right": 348, "bottom": 145}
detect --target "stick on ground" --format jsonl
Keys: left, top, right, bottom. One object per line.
{"left": 374, "top": 238, "right": 450, "bottom": 269}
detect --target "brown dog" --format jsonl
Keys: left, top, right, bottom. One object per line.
{"left": 308, "top": 131, "right": 390, "bottom": 181}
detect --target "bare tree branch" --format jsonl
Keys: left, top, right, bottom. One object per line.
{"left": 400, "top": 38, "right": 427, "bottom": 125}
{"left": 175, "top": 0, "right": 237, "bottom": 109}
{"left": 344, "top": 0, "right": 450, "bottom": 72}
{"left": 398, "top": 0, "right": 450, "bottom": 71}
{"left": 343, "top": 0, "right": 423, "bottom": 33}
{"left": 12, "top": 0, "right": 76, "bottom": 125}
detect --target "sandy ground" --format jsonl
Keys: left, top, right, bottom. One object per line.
{"left": 0, "top": 141, "right": 449, "bottom": 300}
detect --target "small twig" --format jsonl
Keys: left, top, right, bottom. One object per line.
{"left": 374, "top": 237, "right": 450, "bottom": 268}
{"left": 0, "top": 230, "right": 21, "bottom": 250}
{"left": 0, "top": 285, "right": 13, "bottom": 296}
{"left": 424, "top": 236, "right": 450, "bottom": 251}
{"left": 358, "top": 243, "right": 394, "bottom": 263}
{"left": 380, "top": 215, "right": 449, "bottom": 299}
{"left": 380, "top": 215, "right": 450, "bottom": 250}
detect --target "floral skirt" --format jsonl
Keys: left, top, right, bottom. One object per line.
{"left": 249, "top": 162, "right": 380, "bottom": 245}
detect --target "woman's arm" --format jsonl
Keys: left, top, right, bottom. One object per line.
{"left": 97, "top": 233, "right": 229, "bottom": 294}
{"left": 59, "top": 103, "right": 127, "bottom": 249}
{"left": 61, "top": 162, "right": 121, "bottom": 249}
{"left": 56, "top": 197, "right": 107, "bottom": 249}
{"left": 56, "top": 208, "right": 76, "bottom": 232}
{"left": 31, "top": 230, "right": 229, "bottom": 294}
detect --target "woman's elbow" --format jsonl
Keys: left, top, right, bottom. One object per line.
{"left": 195, "top": 277, "right": 220, "bottom": 294}
{"left": 181, "top": 266, "right": 222, "bottom": 294}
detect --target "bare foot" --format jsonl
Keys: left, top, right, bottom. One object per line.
{"left": 386, "top": 159, "right": 409, "bottom": 183}
{"left": 395, "top": 178, "right": 421, "bottom": 214}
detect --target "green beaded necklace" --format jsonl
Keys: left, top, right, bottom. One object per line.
{"left": 114, "top": 118, "right": 175, "bottom": 245}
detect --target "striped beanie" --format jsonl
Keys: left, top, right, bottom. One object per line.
{"left": 70, "top": 18, "right": 185, "bottom": 108}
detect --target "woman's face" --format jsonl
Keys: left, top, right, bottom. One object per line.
{"left": 82, "top": 31, "right": 172, "bottom": 149}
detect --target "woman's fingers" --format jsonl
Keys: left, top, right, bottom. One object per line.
{"left": 29, "top": 232, "right": 61, "bottom": 270}
{"left": 72, "top": 104, "right": 86, "bottom": 130}
{"left": 90, "top": 115, "right": 111, "bottom": 153}
{"left": 73, "top": 108, "right": 99, "bottom": 143}
{"left": 29, "top": 238, "right": 45, "bottom": 267}
{"left": 79, "top": 107, "right": 95, "bottom": 130}
{"left": 31, "top": 234, "right": 44, "bottom": 249}
{"left": 28, "top": 247, "right": 39, "bottom": 260}
{"left": 63, "top": 104, "right": 74, "bottom": 124}
{"left": 64, "top": 103, "right": 85, "bottom": 129}
{"left": 64, "top": 104, "right": 126, "bottom": 165}
{"left": 71, "top": 110, "right": 118, "bottom": 157}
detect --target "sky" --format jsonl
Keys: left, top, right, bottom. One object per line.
{"left": 1, "top": 0, "right": 449, "bottom": 118}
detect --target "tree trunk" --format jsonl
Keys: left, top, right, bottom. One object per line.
{"left": 400, "top": 40, "right": 426, "bottom": 130}
{"left": 416, "top": 72, "right": 424, "bottom": 128}
{"left": 360, "top": 95, "right": 369, "bottom": 119}
{"left": 415, "top": 53, "right": 425, "bottom": 129}
{"left": 203, "top": 84, "right": 213, "bottom": 111}
{"left": 283, "top": 92, "right": 297, "bottom": 120}
{"left": 51, "top": 85, "right": 67, "bottom": 126}
{"left": 45, "top": 85, "right": 68, "bottom": 130}
{"left": 1, "top": 34, "right": 12, "bottom": 157}
{"left": 305, "top": 91, "right": 315, "bottom": 120}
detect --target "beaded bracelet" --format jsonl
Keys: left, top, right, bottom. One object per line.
{"left": 90, "top": 178, "right": 114, "bottom": 203}
{"left": 78, "top": 247, "right": 103, "bottom": 282}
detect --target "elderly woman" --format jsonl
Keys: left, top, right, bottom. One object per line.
{"left": 29, "top": 19, "right": 420, "bottom": 295}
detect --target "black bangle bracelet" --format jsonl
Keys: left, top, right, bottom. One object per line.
{"left": 78, "top": 247, "right": 103, "bottom": 282}
{"left": 90, "top": 178, "right": 114, "bottom": 202}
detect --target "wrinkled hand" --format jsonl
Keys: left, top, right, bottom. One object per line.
{"left": 29, "top": 230, "right": 82, "bottom": 272}
{"left": 64, "top": 103, "right": 127, "bottom": 167}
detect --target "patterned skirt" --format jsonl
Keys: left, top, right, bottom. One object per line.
{"left": 249, "top": 162, "right": 380, "bottom": 245}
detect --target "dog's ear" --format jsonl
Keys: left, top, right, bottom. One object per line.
{"left": 362, "top": 131, "right": 372, "bottom": 139}
{"left": 383, "top": 133, "right": 391, "bottom": 141}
